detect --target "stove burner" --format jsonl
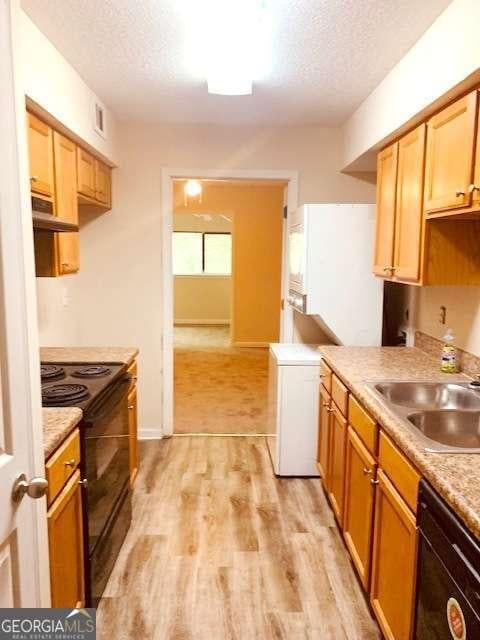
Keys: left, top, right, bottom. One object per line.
{"left": 41, "top": 364, "right": 65, "bottom": 381}
{"left": 42, "top": 383, "right": 89, "bottom": 406}
{"left": 72, "top": 365, "right": 112, "bottom": 378}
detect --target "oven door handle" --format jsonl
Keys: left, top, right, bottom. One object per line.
{"left": 84, "top": 376, "right": 131, "bottom": 424}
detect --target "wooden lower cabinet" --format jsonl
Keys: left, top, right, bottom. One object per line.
{"left": 128, "top": 385, "right": 138, "bottom": 485}
{"left": 48, "top": 469, "right": 85, "bottom": 608}
{"left": 327, "top": 403, "right": 347, "bottom": 523}
{"left": 317, "top": 386, "right": 331, "bottom": 482}
{"left": 370, "top": 469, "right": 418, "bottom": 640}
{"left": 343, "top": 427, "right": 377, "bottom": 589}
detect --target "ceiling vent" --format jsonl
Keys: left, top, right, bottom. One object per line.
{"left": 94, "top": 101, "right": 106, "bottom": 138}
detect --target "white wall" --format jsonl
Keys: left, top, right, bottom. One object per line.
{"left": 75, "top": 123, "right": 375, "bottom": 435}
{"left": 17, "top": 11, "right": 119, "bottom": 163}
{"left": 342, "top": 0, "right": 480, "bottom": 170}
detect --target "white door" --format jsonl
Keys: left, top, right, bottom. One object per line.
{"left": 0, "top": 0, "right": 50, "bottom": 607}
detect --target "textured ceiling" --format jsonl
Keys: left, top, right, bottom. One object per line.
{"left": 21, "top": 0, "right": 452, "bottom": 126}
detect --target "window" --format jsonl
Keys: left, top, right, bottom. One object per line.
{"left": 173, "top": 232, "right": 232, "bottom": 275}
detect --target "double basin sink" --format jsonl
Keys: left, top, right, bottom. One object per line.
{"left": 368, "top": 381, "right": 480, "bottom": 453}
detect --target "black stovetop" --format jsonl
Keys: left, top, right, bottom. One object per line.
{"left": 40, "top": 362, "right": 127, "bottom": 410}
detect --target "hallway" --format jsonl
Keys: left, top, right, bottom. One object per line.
{"left": 174, "top": 325, "right": 269, "bottom": 434}
{"left": 97, "top": 437, "right": 380, "bottom": 640}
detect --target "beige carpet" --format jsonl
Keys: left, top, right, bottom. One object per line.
{"left": 174, "top": 326, "right": 269, "bottom": 434}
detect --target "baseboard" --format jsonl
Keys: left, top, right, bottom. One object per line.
{"left": 138, "top": 427, "right": 164, "bottom": 440}
{"left": 232, "top": 341, "right": 270, "bottom": 348}
{"left": 174, "top": 319, "right": 231, "bottom": 326}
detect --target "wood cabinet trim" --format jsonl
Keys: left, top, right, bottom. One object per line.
{"left": 47, "top": 469, "right": 85, "bottom": 608}
{"left": 327, "top": 402, "right": 347, "bottom": 525}
{"left": 343, "top": 426, "right": 377, "bottom": 589}
{"left": 348, "top": 395, "right": 377, "bottom": 455}
{"left": 370, "top": 468, "right": 418, "bottom": 640}
{"left": 379, "top": 431, "right": 420, "bottom": 514}
{"left": 45, "top": 429, "right": 81, "bottom": 506}
{"left": 373, "top": 142, "right": 398, "bottom": 277}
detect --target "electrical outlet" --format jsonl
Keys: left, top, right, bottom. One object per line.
{"left": 439, "top": 305, "right": 447, "bottom": 325}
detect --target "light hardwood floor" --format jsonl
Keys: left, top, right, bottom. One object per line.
{"left": 97, "top": 437, "right": 380, "bottom": 640}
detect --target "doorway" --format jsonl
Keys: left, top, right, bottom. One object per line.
{"left": 162, "top": 171, "right": 298, "bottom": 436}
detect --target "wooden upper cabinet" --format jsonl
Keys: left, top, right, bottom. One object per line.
{"left": 370, "top": 469, "right": 418, "bottom": 640}
{"left": 27, "top": 112, "right": 55, "bottom": 198}
{"left": 48, "top": 469, "right": 85, "bottom": 608}
{"left": 76, "top": 147, "right": 96, "bottom": 199}
{"left": 53, "top": 131, "right": 79, "bottom": 275}
{"left": 327, "top": 403, "right": 347, "bottom": 525}
{"left": 393, "top": 124, "right": 426, "bottom": 282}
{"left": 373, "top": 143, "right": 398, "bottom": 277}
{"left": 95, "top": 159, "right": 111, "bottom": 207}
{"left": 473, "top": 104, "right": 480, "bottom": 207}
{"left": 343, "top": 427, "right": 377, "bottom": 590}
{"left": 317, "top": 385, "right": 331, "bottom": 483}
{"left": 424, "top": 91, "right": 478, "bottom": 214}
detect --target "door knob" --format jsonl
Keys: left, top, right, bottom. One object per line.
{"left": 12, "top": 473, "right": 48, "bottom": 502}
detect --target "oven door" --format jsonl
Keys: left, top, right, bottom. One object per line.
{"left": 415, "top": 533, "right": 480, "bottom": 639}
{"left": 83, "top": 376, "right": 131, "bottom": 554}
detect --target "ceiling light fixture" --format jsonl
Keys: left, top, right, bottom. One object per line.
{"left": 183, "top": 0, "right": 271, "bottom": 96}
{"left": 184, "top": 179, "right": 203, "bottom": 205}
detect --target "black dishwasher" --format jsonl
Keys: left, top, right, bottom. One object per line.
{"left": 414, "top": 480, "right": 480, "bottom": 639}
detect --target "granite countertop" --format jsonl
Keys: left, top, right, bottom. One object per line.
{"left": 43, "top": 407, "right": 83, "bottom": 459}
{"left": 318, "top": 345, "right": 480, "bottom": 540}
{"left": 40, "top": 346, "right": 139, "bottom": 366}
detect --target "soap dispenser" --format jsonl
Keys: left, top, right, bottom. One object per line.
{"left": 440, "top": 328, "right": 458, "bottom": 373}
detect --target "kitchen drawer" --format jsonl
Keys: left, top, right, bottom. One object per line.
{"left": 348, "top": 395, "right": 377, "bottom": 455}
{"left": 379, "top": 431, "right": 420, "bottom": 514}
{"left": 332, "top": 374, "right": 348, "bottom": 417}
{"left": 46, "top": 429, "right": 81, "bottom": 506}
{"left": 320, "top": 359, "right": 332, "bottom": 394}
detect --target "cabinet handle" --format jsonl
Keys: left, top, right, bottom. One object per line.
{"left": 322, "top": 401, "right": 330, "bottom": 408}
{"left": 370, "top": 478, "right": 380, "bottom": 485}
{"left": 128, "top": 405, "right": 135, "bottom": 410}
{"left": 362, "top": 467, "right": 372, "bottom": 476}
{"left": 326, "top": 407, "right": 334, "bottom": 414}
{"left": 469, "top": 184, "right": 480, "bottom": 194}
{"left": 78, "top": 478, "right": 88, "bottom": 487}
{"left": 64, "top": 458, "right": 76, "bottom": 468}
{"left": 30, "top": 176, "right": 38, "bottom": 183}
{"left": 455, "top": 189, "right": 466, "bottom": 197}
{"left": 382, "top": 266, "right": 395, "bottom": 273}
{"left": 131, "top": 376, "right": 138, "bottom": 382}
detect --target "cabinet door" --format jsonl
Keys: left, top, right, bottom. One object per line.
{"left": 394, "top": 124, "right": 426, "bottom": 282}
{"left": 373, "top": 143, "right": 398, "bottom": 277}
{"left": 27, "top": 112, "right": 55, "bottom": 197}
{"left": 47, "top": 470, "right": 85, "bottom": 608}
{"left": 128, "top": 386, "right": 138, "bottom": 485}
{"left": 424, "top": 91, "right": 477, "bottom": 214}
{"left": 53, "top": 131, "right": 79, "bottom": 275}
{"left": 95, "top": 159, "right": 111, "bottom": 206}
{"left": 343, "top": 427, "right": 377, "bottom": 590}
{"left": 370, "top": 469, "right": 418, "bottom": 640}
{"left": 317, "top": 385, "right": 331, "bottom": 484}
{"left": 473, "top": 100, "right": 480, "bottom": 207}
{"left": 327, "top": 403, "right": 347, "bottom": 524}
{"left": 76, "top": 147, "right": 96, "bottom": 199}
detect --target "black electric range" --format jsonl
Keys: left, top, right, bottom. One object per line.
{"left": 41, "top": 361, "right": 133, "bottom": 607}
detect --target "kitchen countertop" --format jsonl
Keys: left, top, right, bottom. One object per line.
{"left": 319, "top": 345, "right": 480, "bottom": 540}
{"left": 40, "top": 346, "right": 139, "bottom": 366}
{"left": 43, "top": 407, "right": 83, "bottom": 459}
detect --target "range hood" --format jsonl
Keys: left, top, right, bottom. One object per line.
{"left": 32, "top": 196, "right": 78, "bottom": 232}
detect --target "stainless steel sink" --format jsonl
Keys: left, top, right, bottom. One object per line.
{"left": 375, "top": 382, "right": 480, "bottom": 411}
{"left": 407, "top": 411, "right": 480, "bottom": 449}
{"left": 368, "top": 381, "right": 480, "bottom": 453}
